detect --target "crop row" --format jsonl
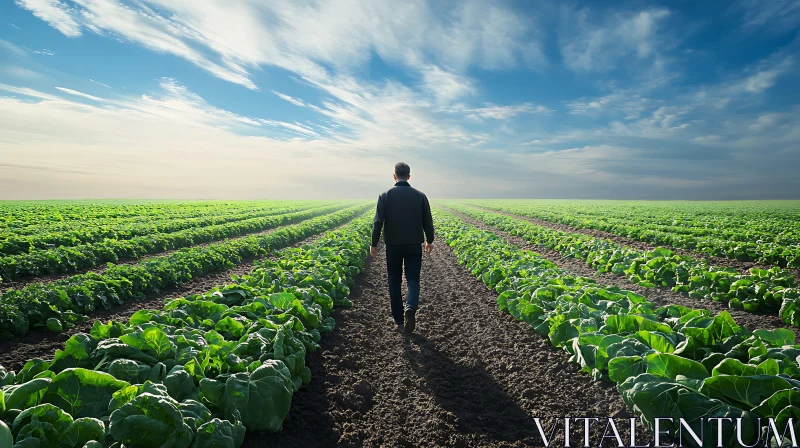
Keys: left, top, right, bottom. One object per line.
{"left": 435, "top": 209, "right": 800, "bottom": 447}
{"left": 0, "top": 203, "right": 350, "bottom": 282}
{"left": 0, "top": 200, "right": 277, "bottom": 232}
{"left": 565, "top": 210, "right": 800, "bottom": 246}
{"left": 467, "top": 200, "right": 800, "bottom": 240}
{"left": 0, "top": 212, "right": 372, "bottom": 447}
{"left": 468, "top": 200, "right": 800, "bottom": 268}
{"left": 0, "top": 201, "right": 330, "bottom": 256}
{"left": 0, "top": 204, "right": 369, "bottom": 340}
{"left": 449, "top": 204, "right": 800, "bottom": 328}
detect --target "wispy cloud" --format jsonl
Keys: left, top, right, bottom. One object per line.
{"left": 259, "top": 119, "right": 321, "bottom": 139}
{"left": 749, "top": 112, "right": 789, "bottom": 131}
{"left": 566, "top": 90, "right": 652, "bottom": 118}
{"left": 457, "top": 103, "right": 551, "bottom": 120}
{"left": 736, "top": 0, "right": 800, "bottom": 34}
{"left": 692, "top": 135, "right": 720, "bottom": 143}
{"left": 271, "top": 91, "right": 306, "bottom": 108}
{"left": 6, "top": 0, "right": 800, "bottom": 199}
{"left": 14, "top": 0, "right": 539, "bottom": 97}
{"left": 89, "top": 78, "right": 112, "bottom": 89}
{"left": 16, "top": 0, "right": 256, "bottom": 89}
{"left": 0, "top": 39, "right": 27, "bottom": 56}
{"left": 733, "top": 56, "right": 794, "bottom": 94}
{"left": 15, "top": 0, "right": 81, "bottom": 37}
{"left": 559, "top": 7, "right": 672, "bottom": 73}
{"left": 55, "top": 87, "right": 105, "bottom": 101}
{"left": 0, "top": 84, "right": 389, "bottom": 198}
{"left": 421, "top": 65, "right": 476, "bottom": 104}
{"left": 0, "top": 83, "right": 64, "bottom": 101}
{"left": 0, "top": 66, "right": 47, "bottom": 80}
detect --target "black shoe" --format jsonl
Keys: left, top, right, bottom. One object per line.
{"left": 404, "top": 308, "right": 416, "bottom": 333}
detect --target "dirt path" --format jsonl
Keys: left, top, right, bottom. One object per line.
{"left": 473, "top": 206, "right": 800, "bottom": 282}
{"left": 0, "top": 219, "right": 357, "bottom": 372}
{"left": 451, "top": 210, "right": 800, "bottom": 340}
{"left": 252, "top": 242, "right": 630, "bottom": 448}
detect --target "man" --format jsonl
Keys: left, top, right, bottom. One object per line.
{"left": 370, "top": 162, "right": 434, "bottom": 334}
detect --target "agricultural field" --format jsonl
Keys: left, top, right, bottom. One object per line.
{"left": 1, "top": 200, "right": 799, "bottom": 447}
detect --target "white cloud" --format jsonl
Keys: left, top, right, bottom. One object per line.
{"left": 521, "top": 138, "right": 566, "bottom": 148}
{"left": 688, "top": 53, "right": 796, "bottom": 104}
{"left": 567, "top": 90, "right": 653, "bottom": 118}
{"left": 560, "top": 8, "right": 671, "bottom": 72}
{"left": 692, "top": 135, "right": 720, "bottom": 143}
{"left": 749, "top": 113, "right": 788, "bottom": 131}
{"left": 421, "top": 65, "right": 476, "bottom": 103}
{"left": 12, "top": 0, "right": 546, "bottom": 157}
{"left": 56, "top": 87, "right": 105, "bottom": 101}
{"left": 0, "top": 83, "right": 64, "bottom": 101}
{"left": 0, "top": 66, "right": 47, "bottom": 80}
{"left": 428, "top": 0, "right": 545, "bottom": 71}
{"left": 735, "top": 57, "right": 794, "bottom": 93}
{"left": 466, "top": 103, "right": 551, "bottom": 120}
{"left": 0, "top": 92, "right": 388, "bottom": 199}
{"left": 0, "top": 80, "right": 488, "bottom": 196}
{"left": 89, "top": 78, "right": 112, "bottom": 88}
{"left": 8, "top": 0, "right": 800, "bottom": 199}
{"left": 15, "top": 0, "right": 541, "bottom": 96}
{"left": 0, "top": 39, "right": 27, "bottom": 56}
{"left": 2, "top": 79, "right": 798, "bottom": 200}
{"left": 737, "top": 0, "right": 800, "bottom": 33}
{"left": 15, "top": 0, "right": 81, "bottom": 37}
{"left": 2, "top": 80, "right": 260, "bottom": 129}
{"left": 271, "top": 91, "right": 306, "bottom": 107}
{"left": 259, "top": 119, "right": 321, "bottom": 138}
{"left": 17, "top": 0, "right": 256, "bottom": 89}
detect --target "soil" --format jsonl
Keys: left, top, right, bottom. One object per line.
{"left": 0, "top": 222, "right": 351, "bottom": 372}
{"left": 449, "top": 210, "right": 800, "bottom": 341}
{"left": 250, "top": 242, "right": 633, "bottom": 448}
{"left": 475, "top": 206, "right": 800, "bottom": 283}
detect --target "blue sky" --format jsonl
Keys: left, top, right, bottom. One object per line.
{"left": 0, "top": 0, "right": 798, "bottom": 199}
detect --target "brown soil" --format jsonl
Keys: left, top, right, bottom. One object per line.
{"left": 250, "top": 243, "right": 631, "bottom": 448}
{"left": 0, "top": 221, "right": 352, "bottom": 372}
{"left": 450, "top": 210, "right": 800, "bottom": 341}
{"left": 475, "top": 207, "right": 800, "bottom": 282}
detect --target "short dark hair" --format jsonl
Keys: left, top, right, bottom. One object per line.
{"left": 395, "top": 162, "right": 410, "bottom": 180}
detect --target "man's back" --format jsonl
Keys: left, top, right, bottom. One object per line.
{"left": 370, "top": 162, "right": 434, "bottom": 334}
{"left": 373, "top": 180, "right": 434, "bottom": 246}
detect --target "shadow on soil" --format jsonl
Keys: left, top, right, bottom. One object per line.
{"left": 402, "top": 333, "right": 542, "bottom": 443}
{"left": 243, "top": 323, "right": 341, "bottom": 448}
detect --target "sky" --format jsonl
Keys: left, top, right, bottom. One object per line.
{"left": 0, "top": 0, "right": 798, "bottom": 200}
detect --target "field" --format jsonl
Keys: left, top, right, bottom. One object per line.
{"left": 1, "top": 199, "right": 799, "bottom": 447}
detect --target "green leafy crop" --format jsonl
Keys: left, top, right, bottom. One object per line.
{"left": 435, "top": 209, "right": 800, "bottom": 447}
{"left": 0, "top": 212, "right": 373, "bottom": 447}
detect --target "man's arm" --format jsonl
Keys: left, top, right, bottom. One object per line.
{"left": 371, "top": 193, "right": 385, "bottom": 248}
{"left": 422, "top": 194, "right": 434, "bottom": 244}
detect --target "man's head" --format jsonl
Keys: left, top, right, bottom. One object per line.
{"left": 394, "top": 162, "right": 411, "bottom": 182}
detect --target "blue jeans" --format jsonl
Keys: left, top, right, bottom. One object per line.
{"left": 385, "top": 244, "right": 422, "bottom": 322}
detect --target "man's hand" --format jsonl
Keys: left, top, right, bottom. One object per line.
{"left": 370, "top": 246, "right": 378, "bottom": 257}
{"left": 424, "top": 242, "right": 433, "bottom": 254}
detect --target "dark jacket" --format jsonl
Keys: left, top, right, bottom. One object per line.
{"left": 372, "top": 181, "right": 434, "bottom": 247}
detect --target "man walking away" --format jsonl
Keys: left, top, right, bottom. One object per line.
{"left": 370, "top": 162, "right": 434, "bottom": 333}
